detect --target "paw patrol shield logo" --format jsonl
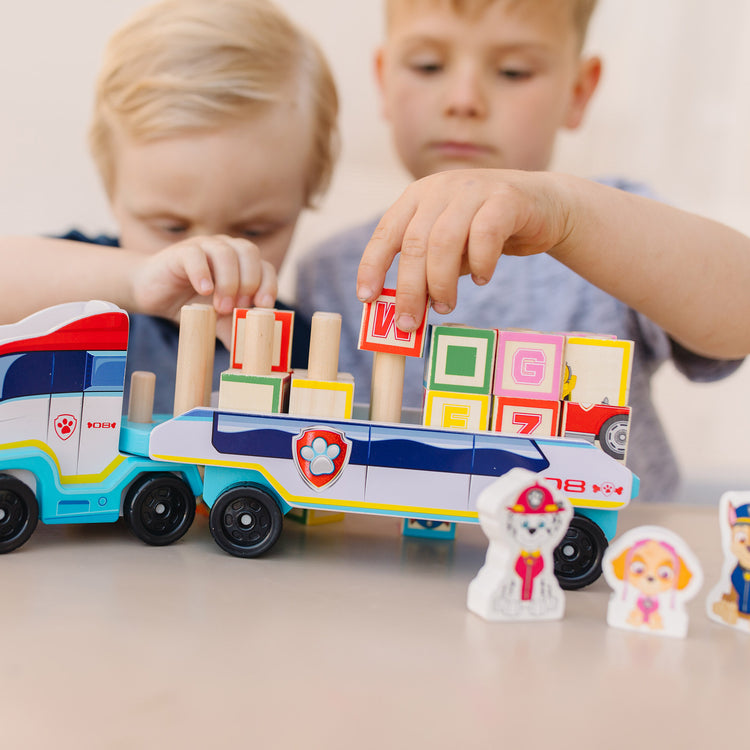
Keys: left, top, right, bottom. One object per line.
{"left": 54, "top": 414, "right": 78, "bottom": 441}
{"left": 293, "top": 427, "right": 352, "bottom": 491}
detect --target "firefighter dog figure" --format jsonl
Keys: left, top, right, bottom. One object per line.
{"left": 468, "top": 468, "right": 573, "bottom": 622}
{"left": 707, "top": 491, "right": 750, "bottom": 633}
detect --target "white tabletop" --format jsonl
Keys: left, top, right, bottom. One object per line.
{"left": 2, "top": 502, "right": 745, "bottom": 749}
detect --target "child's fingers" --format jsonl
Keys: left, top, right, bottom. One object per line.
{"left": 180, "top": 243, "right": 216, "bottom": 298}
{"left": 252, "top": 260, "right": 278, "bottom": 309}
{"left": 464, "top": 192, "right": 518, "bottom": 283}
{"left": 220, "top": 237, "right": 277, "bottom": 309}
{"left": 425, "top": 190, "right": 489, "bottom": 314}
{"left": 357, "top": 189, "right": 420, "bottom": 303}
{"left": 394, "top": 197, "right": 457, "bottom": 331}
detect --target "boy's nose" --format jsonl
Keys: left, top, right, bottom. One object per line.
{"left": 444, "top": 69, "right": 487, "bottom": 119}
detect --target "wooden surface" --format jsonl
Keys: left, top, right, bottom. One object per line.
{"left": 2, "top": 503, "right": 746, "bottom": 749}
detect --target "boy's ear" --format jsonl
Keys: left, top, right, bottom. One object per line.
{"left": 564, "top": 55, "right": 602, "bottom": 130}
{"left": 374, "top": 47, "right": 390, "bottom": 121}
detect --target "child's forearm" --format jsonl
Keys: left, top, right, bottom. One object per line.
{"left": 551, "top": 176, "right": 750, "bottom": 359}
{"left": 0, "top": 237, "right": 143, "bottom": 323}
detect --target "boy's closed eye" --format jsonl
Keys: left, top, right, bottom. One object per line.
{"left": 498, "top": 67, "right": 533, "bottom": 81}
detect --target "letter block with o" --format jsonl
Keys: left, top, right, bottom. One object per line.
{"left": 423, "top": 324, "right": 497, "bottom": 395}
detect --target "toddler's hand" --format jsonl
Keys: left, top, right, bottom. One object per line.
{"left": 131, "top": 234, "right": 278, "bottom": 322}
{"left": 356, "top": 169, "right": 572, "bottom": 331}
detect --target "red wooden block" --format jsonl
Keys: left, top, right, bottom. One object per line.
{"left": 491, "top": 396, "right": 561, "bottom": 437}
{"left": 358, "top": 288, "right": 428, "bottom": 357}
{"left": 231, "top": 308, "right": 294, "bottom": 373}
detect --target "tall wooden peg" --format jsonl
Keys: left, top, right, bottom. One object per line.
{"left": 241, "top": 308, "right": 275, "bottom": 376}
{"left": 173, "top": 304, "right": 216, "bottom": 417}
{"left": 307, "top": 312, "right": 342, "bottom": 382}
{"left": 358, "top": 288, "right": 428, "bottom": 423}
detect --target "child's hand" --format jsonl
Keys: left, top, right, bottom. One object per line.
{"left": 131, "top": 234, "right": 278, "bottom": 323}
{"left": 356, "top": 169, "right": 572, "bottom": 332}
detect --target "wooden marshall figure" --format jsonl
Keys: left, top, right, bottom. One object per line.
{"left": 707, "top": 491, "right": 750, "bottom": 633}
{"left": 468, "top": 467, "right": 572, "bottom": 622}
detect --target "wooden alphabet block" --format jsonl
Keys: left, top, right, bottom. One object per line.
{"left": 288, "top": 371, "right": 355, "bottom": 419}
{"left": 358, "top": 288, "right": 428, "bottom": 357}
{"left": 231, "top": 308, "right": 295, "bottom": 373}
{"left": 563, "top": 335, "right": 633, "bottom": 406}
{"left": 218, "top": 371, "right": 290, "bottom": 413}
{"left": 423, "top": 389, "right": 491, "bottom": 431}
{"left": 423, "top": 324, "right": 496, "bottom": 395}
{"left": 491, "top": 396, "right": 560, "bottom": 437}
{"left": 493, "top": 330, "right": 565, "bottom": 400}
{"left": 561, "top": 401, "right": 631, "bottom": 462}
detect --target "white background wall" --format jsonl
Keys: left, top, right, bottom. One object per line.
{"left": 1, "top": 0, "right": 749, "bottom": 500}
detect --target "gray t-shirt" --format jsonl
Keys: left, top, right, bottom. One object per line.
{"left": 295, "top": 178, "right": 743, "bottom": 503}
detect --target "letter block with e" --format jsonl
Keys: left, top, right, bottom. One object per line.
{"left": 423, "top": 389, "right": 491, "bottom": 431}
{"left": 493, "top": 331, "right": 565, "bottom": 400}
{"left": 491, "top": 396, "right": 561, "bottom": 437}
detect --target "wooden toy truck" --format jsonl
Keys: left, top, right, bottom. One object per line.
{"left": 0, "top": 301, "right": 639, "bottom": 588}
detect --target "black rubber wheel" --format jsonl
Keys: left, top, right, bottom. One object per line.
{"left": 0, "top": 474, "right": 39, "bottom": 553}
{"left": 124, "top": 474, "right": 195, "bottom": 546}
{"left": 209, "top": 485, "right": 283, "bottom": 558}
{"left": 599, "top": 414, "right": 629, "bottom": 460}
{"left": 554, "top": 514, "right": 608, "bottom": 590}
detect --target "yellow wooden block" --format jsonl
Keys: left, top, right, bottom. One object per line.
{"left": 422, "top": 390, "right": 491, "bottom": 431}
{"left": 564, "top": 336, "right": 633, "bottom": 406}
{"left": 218, "top": 371, "right": 290, "bottom": 413}
{"left": 288, "top": 371, "right": 354, "bottom": 419}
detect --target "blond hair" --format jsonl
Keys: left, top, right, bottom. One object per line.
{"left": 90, "top": 0, "right": 338, "bottom": 206}
{"left": 386, "top": 0, "right": 598, "bottom": 49}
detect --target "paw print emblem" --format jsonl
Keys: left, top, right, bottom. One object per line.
{"left": 300, "top": 437, "right": 340, "bottom": 476}
{"left": 54, "top": 414, "right": 78, "bottom": 441}
{"left": 293, "top": 427, "right": 352, "bottom": 491}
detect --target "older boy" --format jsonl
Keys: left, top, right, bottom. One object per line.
{"left": 295, "top": 0, "right": 744, "bottom": 503}
{"left": 1, "top": 0, "right": 338, "bottom": 412}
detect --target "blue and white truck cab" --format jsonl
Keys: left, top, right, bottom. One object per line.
{"left": 0, "top": 301, "right": 202, "bottom": 552}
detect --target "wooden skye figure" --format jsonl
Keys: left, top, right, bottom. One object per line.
{"left": 603, "top": 526, "right": 703, "bottom": 638}
{"left": 467, "top": 467, "right": 573, "bottom": 622}
{"left": 707, "top": 491, "right": 750, "bottom": 633}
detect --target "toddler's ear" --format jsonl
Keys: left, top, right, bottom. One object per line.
{"left": 374, "top": 47, "right": 390, "bottom": 121}
{"left": 564, "top": 55, "right": 602, "bottom": 130}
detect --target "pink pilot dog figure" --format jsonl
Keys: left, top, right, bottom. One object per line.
{"left": 707, "top": 491, "right": 750, "bottom": 633}
{"left": 467, "top": 467, "right": 573, "bottom": 621}
{"left": 603, "top": 526, "right": 703, "bottom": 638}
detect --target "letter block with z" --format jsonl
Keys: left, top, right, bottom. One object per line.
{"left": 493, "top": 331, "right": 565, "bottom": 401}
{"left": 491, "top": 396, "right": 561, "bottom": 437}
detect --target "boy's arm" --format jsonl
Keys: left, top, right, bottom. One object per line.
{"left": 0, "top": 235, "right": 277, "bottom": 325}
{"left": 357, "top": 170, "right": 750, "bottom": 359}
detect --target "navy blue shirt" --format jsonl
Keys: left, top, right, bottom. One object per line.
{"left": 60, "top": 230, "right": 310, "bottom": 413}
